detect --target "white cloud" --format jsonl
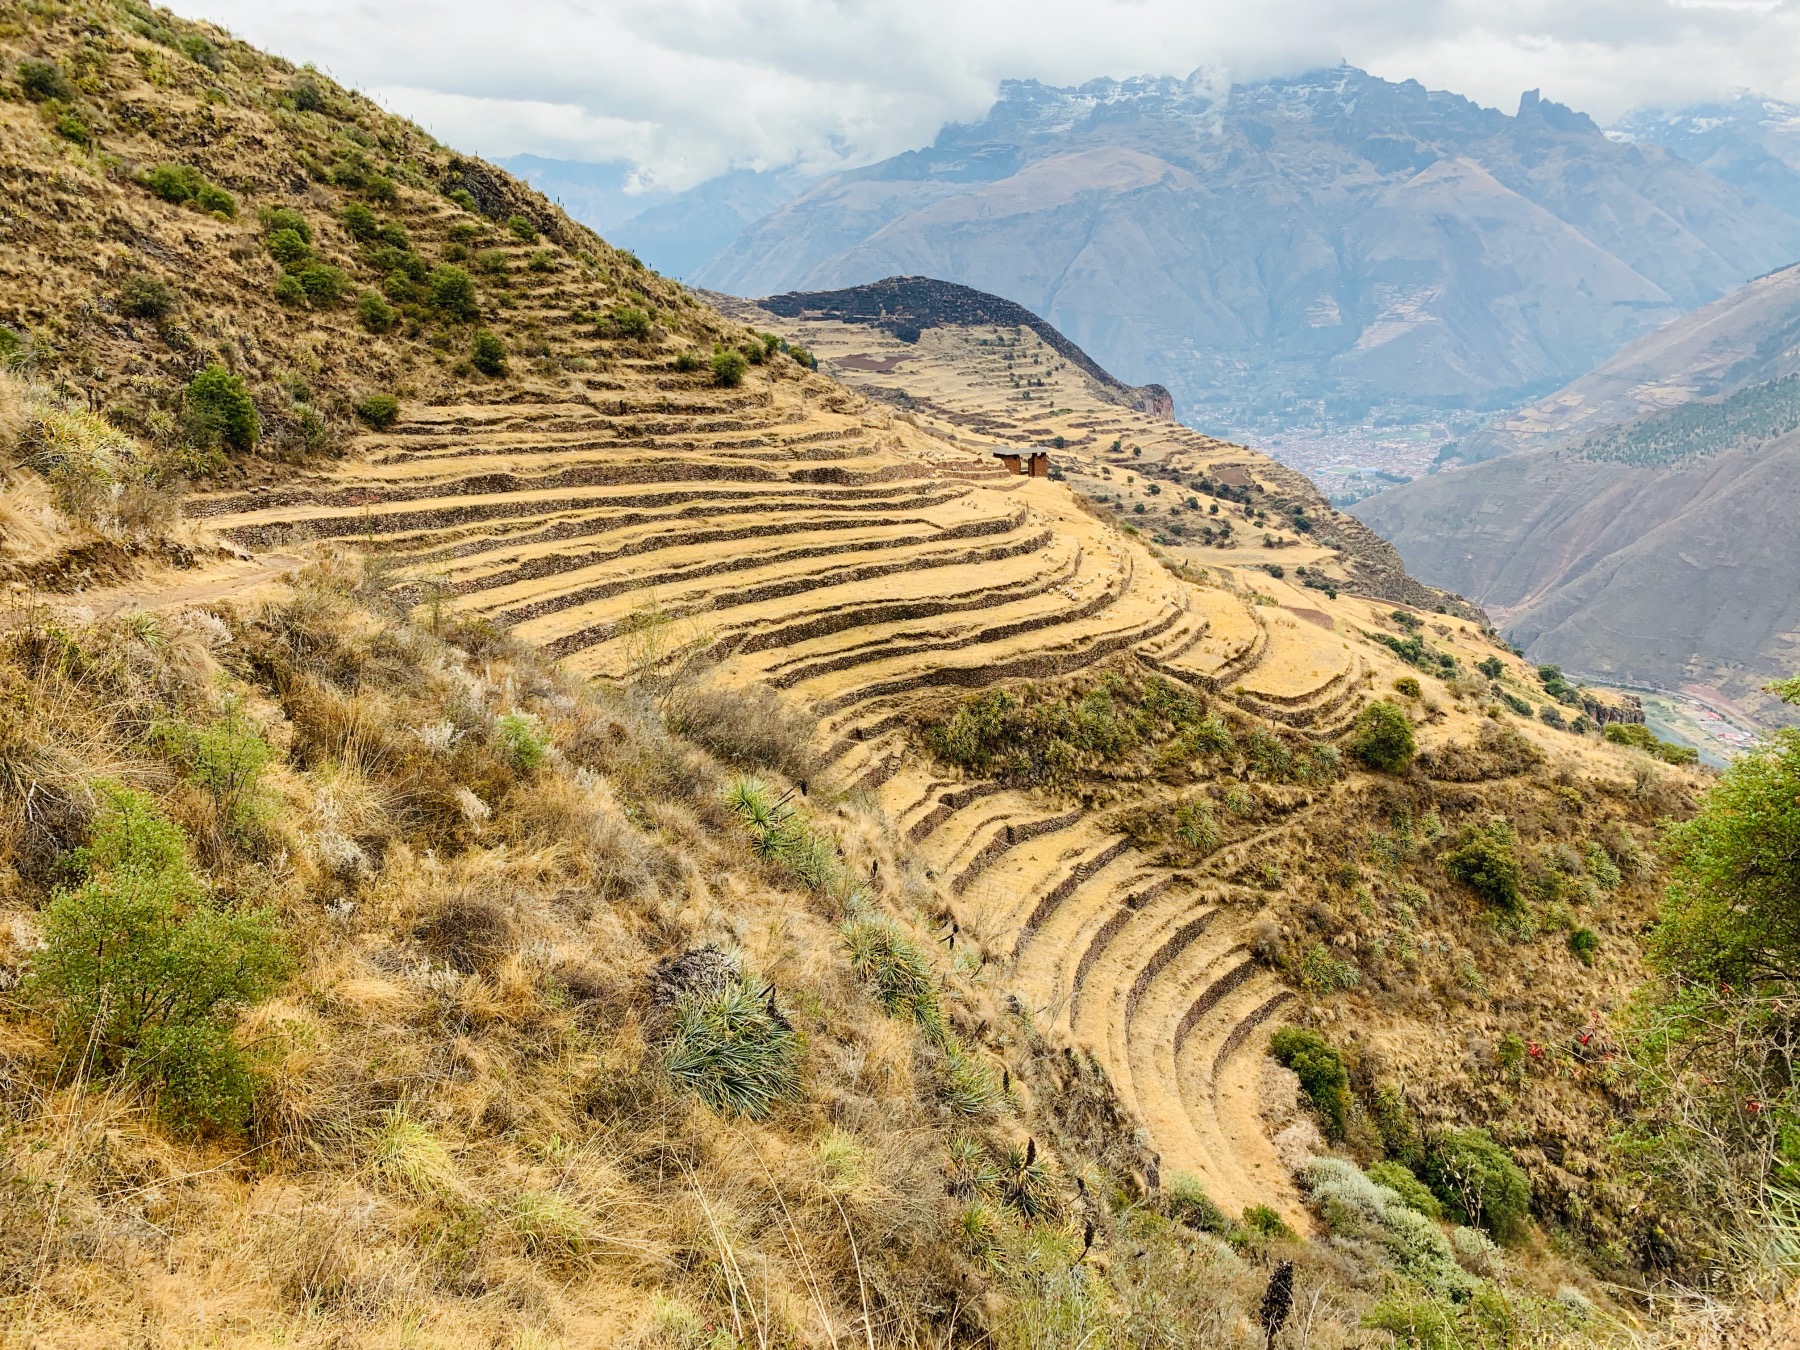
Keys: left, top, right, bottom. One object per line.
{"left": 179, "top": 0, "right": 1800, "bottom": 188}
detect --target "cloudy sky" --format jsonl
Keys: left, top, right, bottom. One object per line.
{"left": 183, "top": 0, "right": 1800, "bottom": 191}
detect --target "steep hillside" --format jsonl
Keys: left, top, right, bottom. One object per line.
{"left": 1452, "top": 263, "right": 1800, "bottom": 463}
{"left": 0, "top": 5, "right": 1756, "bottom": 1346}
{"left": 690, "top": 69, "right": 1800, "bottom": 433}
{"left": 1354, "top": 267, "right": 1800, "bottom": 726}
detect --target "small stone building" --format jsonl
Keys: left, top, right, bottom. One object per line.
{"left": 993, "top": 448, "right": 1051, "bottom": 477}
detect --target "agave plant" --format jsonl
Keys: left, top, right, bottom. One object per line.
{"left": 664, "top": 976, "right": 802, "bottom": 1119}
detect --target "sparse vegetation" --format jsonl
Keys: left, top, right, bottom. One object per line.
{"left": 1350, "top": 699, "right": 1416, "bottom": 772}
{"left": 470, "top": 327, "right": 508, "bottom": 376}
{"left": 0, "top": 4, "right": 1743, "bottom": 1341}
{"left": 183, "top": 364, "right": 258, "bottom": 452}
{"left": 354, "top": 392, "right": 399, "bottom": 428}
{"left": 1577, "top": 371, "right": 1800, "bottom": 467}
{"left": 710, "top": 346, "right": 748, "bottom": 387}
{"left": 1270, "top": 1026, "right": 1351, "bottom": 1139}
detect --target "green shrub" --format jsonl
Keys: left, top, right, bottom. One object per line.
{"left": 1393, "top": 676, "right": 1421, "bottom": 698}
{"left": 1603, "top": 721, "right": 1699, "bottom": 765}
{"left": 142, "top": 163, "right": 235, "bottom": 217}
{"left": 664, "top": 977, "right": 801, "bottom": 1118}
{"left": 274, "top": 273, "right": 307, "bottom": 307}
{"left": 711, "top": 347, "right": 748, "bottom": 387}
{"left": 1350, "top": 700, "right": 1415, "bottom": 772}
{"left": 175, "top": 34, "right": 222, "bottom": 70}
{"left": 119, "top": 274, "right": 176, "bottom": 320}
{"left": 788, "top": 345, "right": 817, "bottom": 370}
{"left": 471, "top": 328, "right": 508, "bottom": 377}
{"left": 1422, "top": 1129, "right": 1531, "bottom": 1243}
{"left": 295, "top": 264, "right": 347, "bottom": 306}
{"left": 610, "top": 305, "right": 652, "bottom": 339}
{"left": 842, "top": 915, "right": 943, "bottom": 1040}
{"left": 428, "top": 265, "right": 479, "bottom": 321}
{"left": 265, "top": 227, "right": 312, "bottom": 268}
{"left": 1367, "top": 1161, "right": 1442, "bottom": 1219}
{"left": 673, "top": 349, "right": 703, "bottom": 373}
{"left": 526, "top": 250, "right": 556, "bottom": 273}
{"left": 1441, "top": 815, "right": 1523, "bottom": 911}
{"left": 18, "top": 58, "right": 73, "bottom": 102}
{"left": 446, "top": 187, "right": 478, "bottom": 212}
{"left": 194, "top": 182, "right": 236, "bottom": 218}
{"left": 447, "top": 219, "right": 485, "bottom": 244}
{"left": 1569, "top": 927, "right": 1599, "bottom": 966}
{"left": 289, "top": 74, "right": 326, "bottom": 112}
{"left": 338, "top": 201, "right": 377, "bottom": 241}
{"left": 1270, "top": 1027, "right": 1350, "bottom": 1140}
{"left": 473, "top": 247, "right": 509, "bottom": 276}
{"left": 27, "top": 786, "right": 290, "bottom": 1130}
{"left": 1371, "top": 1082, "right": 1422, "bottom": 1165}
{"left": 261, "top": 206, "right": 311, "bottom": 244}
{"left": 363, "top": 174, "right": 397, "bottom": 204}
{"left": 505, "top": 214, "right": 538, "bottom": 242}
{"left": 356, "top": 290, "right": 397, "bottom": 334}
{"left": 496, "top": 711, "right": 546, "bottom": 771}
{"left": 151, "top": 703, "right": 274, "bottom": 832}
{"left": 55, "top": 113, "right": 90, "bottom": 145}
{"left": 1240, "top": 1204, "right": 1297, "bottom": 1242}
{"left": 184, "top": 365, "right": 258, "bottom": 452}
{"left": 354, "top": 393, "right": 400, "bottom": 429}
{"left": 1166, "top": 1172, "right": 1230, "bottom": 1233}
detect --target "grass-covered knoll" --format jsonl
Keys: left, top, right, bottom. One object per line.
{"left": 1574, "top": 373, "right": 1800, "bottom": 468}
{"left": 920, "top": 660, "right": 1340, "bottom": 790}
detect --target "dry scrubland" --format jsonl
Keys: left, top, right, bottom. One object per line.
{"left": 0, "top": 2, "right": 1784, "bottom": 1346}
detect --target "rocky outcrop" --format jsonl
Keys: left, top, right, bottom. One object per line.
{"left": 759, "top": 276, "right": 1173, "bottom": 418}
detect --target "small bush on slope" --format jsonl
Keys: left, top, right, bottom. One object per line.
{"left": 663, "top": 976, "right": 801, "bottom": 1118}
{"left": 1421, "top": 1129, "right": 1532, "bottom": 1244}
{"left": 1270, "top": 1026, "right": 1351, "bottom": 1140}
{"left": 842, "top": 913, "right": 944, "bottom": 1040}
{"left": 27, "top": 784, "right": 290, "bottom": 1130}
{"left": 1350, "top": 699, "right": 1416, "bottom": 772}
{"left": 1441, "top": 814, "right": 1524, "bottom": 911}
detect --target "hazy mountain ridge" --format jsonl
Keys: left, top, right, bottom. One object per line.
{"left": 1352, "top": 266, "right": 1800, "bottom": 722}
{"left": 686, "top": 67, "right": 1800, "bottom": 432}
{"left": 1613, "top": 94, "right": 1800, "bottom": 219}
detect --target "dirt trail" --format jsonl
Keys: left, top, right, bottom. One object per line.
{"left": 50, "top": 549, "right": 310, "bottom": 620}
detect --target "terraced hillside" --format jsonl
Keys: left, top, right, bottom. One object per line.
{"left": 172, "top": 263, "right": 1684, "bottom": 1235}
{"left": 1, "top": 6, "right": 1703, "bottom": 1293}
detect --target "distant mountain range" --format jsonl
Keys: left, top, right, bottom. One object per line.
{"left": 1352, "top": 263, "right": 1800, "bottom": 723}
{"left": 1611, "top": 93, "right": 1800, "bottom": 220}
{"left": 511, "top": 72, "right": 1800, "bottom": 439}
